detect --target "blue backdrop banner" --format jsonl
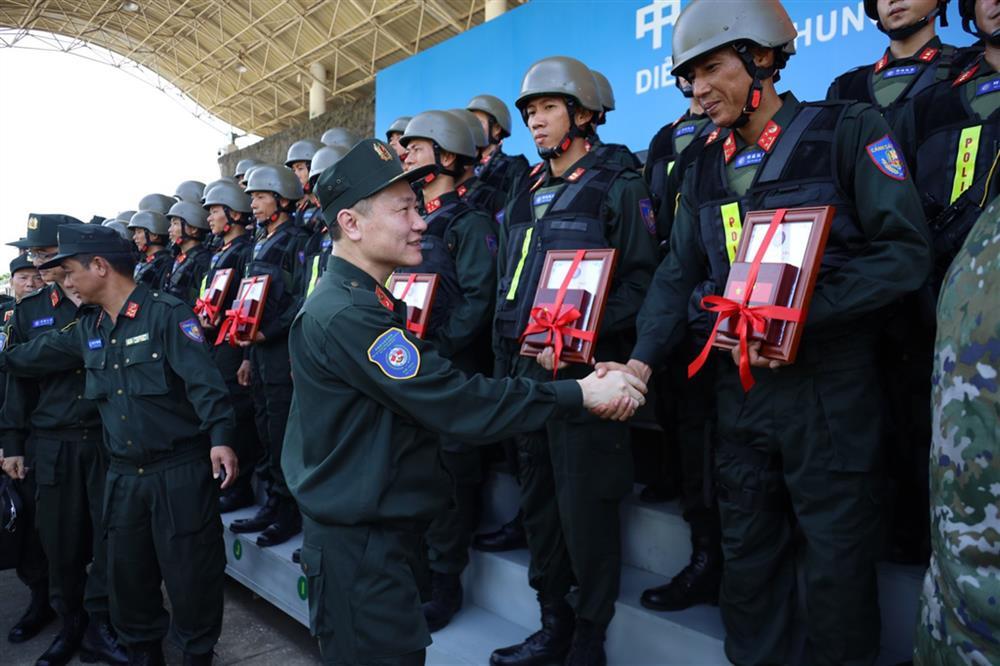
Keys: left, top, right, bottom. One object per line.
{"left": 375, "top": 0, "right": 975, "bottom": 160}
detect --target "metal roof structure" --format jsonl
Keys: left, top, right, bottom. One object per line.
{"left": 0, "top": 0, "right": 507, "bottom": 137}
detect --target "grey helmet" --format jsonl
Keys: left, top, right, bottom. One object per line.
{"left": 285, "top": 139, "right": 324, "bottom": 168}
{"left": 174, "top": 180, "right": 206, "bottom": 203}
{"left": 515, "top": 56, "right": 604, "bottom": 117}
{"left": 671, "top": 0, "right": 796, "bottom": 128}
{"left": 167, "top": 200, "right": 211, "bottom": 231}
{"left": 308, "top": 144, "right": 350, "bottom": 184}
{"left": 385, "top": 116, "right": 412, "bottom": 140}
{"left": 244, "top": 164, "right": 304, "bottom": 202}
{"left": 203, "top": 181, "right": 252, "bottom": 214}
{"left": 127, "top": 210, "right": 170, "bottom": 236}
{"left": 102, "top": 219, "right": 132, "bottom": 239}
{"left": 591, "top": 70, "right": 615, "bottom": 112}
{"left": 115, "top": 210, "right": 137, "bottom": 224}
{"left": 402, "top": 111, "right": 478, "bottom": 159}
{"left": 233, "top": 158, "right": 260, "bottom": 179}
{"left": 448, "top": 109, "right": 489, "bottom": 150}
{"left": 137, "top": 193, "right": 176, "bottom": 216}
{"left": 466, "top": 94, "right": 512, "bottom": 140}
{"left": 321, "top": 127, "right": 360, "bottom": 148}
{"left": 202, "top": 178, "right": 237, "bottom": 200}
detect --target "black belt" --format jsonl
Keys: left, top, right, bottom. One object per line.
{"left": 31, "top": 427, "right": 100, "bottom": 442}
{"left": 108, "top": 445, "right": 206, "bottom": 476}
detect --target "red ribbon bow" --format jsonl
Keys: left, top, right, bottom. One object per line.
{"left": 193, "top": 297, "right": 219, "bottom": 327}
{"left": 520, "top": 249, "right": 595, "bottom": 378}
{"left": 215, "top": 307, "right": 258, "bottom": 347}
{"left": 687, "top": 208, "right": 802, "bottom": 392}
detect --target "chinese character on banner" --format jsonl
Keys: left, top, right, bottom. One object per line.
{"left": 636, "top": 0, "right": 682, "bottom": 50}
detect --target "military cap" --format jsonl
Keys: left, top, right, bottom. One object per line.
{"left": 9, "top": 255, "right": 36, "bottom": 274}
{"left": 8, "top": 213, "right": 85, "bottom": 249}
{"left": 316, "top": 139, "right": 433, "bottom": 222}
{"left": 40, "top": 223, "right": 135, "bottom": 269}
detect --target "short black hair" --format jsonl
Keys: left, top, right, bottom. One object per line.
{"left": 74, "top": 252, "right": 139, "bottom": 278}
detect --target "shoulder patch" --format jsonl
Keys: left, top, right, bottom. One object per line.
{"left": 639, "top": 198, "right": 656, "bottom": 235}
{"left": 865, "top": 135, "right": 907, "bottom": 181}
{"left": 179, "top": 318, "right": 205, "bottom": 343}
{"left": 367, "top": 327, "right": 420, "bottom": 380}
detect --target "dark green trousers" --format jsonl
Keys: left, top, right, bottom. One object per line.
{"left": 301, "top": 517, "right": 430, "bottom": 665}
{"left": 713, "top": 346, "right": 884, "bottom": 666}
{"left": 104, "top": 450, "right": 225, "bottom": 655}
{"left": 511, "top": 356, "right": 633, "bottom": 627}
{"left": 424, "top": 448, "right": 483, "bottom": 575}
{"left": 250, "top": 343, "right": 293, "bottom": 497}
{"left": 32, "top": 431, "right": 108, "bottom": 616}
{"left": 15, "top": 439, "right": 48, "bottom": 592}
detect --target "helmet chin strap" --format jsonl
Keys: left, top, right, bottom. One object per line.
{"left": 878, "top": 5, "right": 945, "bottom": 40}
{"left": 413, "top": 144, "right": 462, "bottom": 190}
{"left": 537, "top": 97, "right": 587, "bottom": 160}
{"left": 730, "top": 43, "right": 776, "bottom": 130}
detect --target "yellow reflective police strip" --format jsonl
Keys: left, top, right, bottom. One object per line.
{"left": 951, "top": 125, "right": 982, "bottom": 204}
{"left": 720, "top": 202, "right": 742, "bottom": 264}
{"left": 505, "top": 227, "right": 534, "bottom": 301}
{"left": 307, "top": 255, "right": 321, "bottom": 296}
{"left": 666, "top": 159, "right": 675, "bottom": 176}
{"left": 198, "top": 275, "right": 208, "bottom": 298}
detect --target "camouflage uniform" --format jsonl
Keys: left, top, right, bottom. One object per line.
{"left": 915, "top": 195, "right": 1000, "bottom": 665}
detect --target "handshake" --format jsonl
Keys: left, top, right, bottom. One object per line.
{"left": 575, "top": 359, "right": 653, "bottom": 422}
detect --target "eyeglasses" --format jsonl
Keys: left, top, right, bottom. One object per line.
{"left": 26, "top": 249, "right": 58, "bottom": 262}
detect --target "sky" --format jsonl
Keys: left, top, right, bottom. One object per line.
{"left": 0, "top": 36, "right": 259, "bottom": 272}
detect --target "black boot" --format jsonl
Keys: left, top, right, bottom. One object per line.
{"left": 473, "top": 512, "right": 527, "bottom": 553}
{"left": 182, "top": 651, "right": 213, "bottom": 665}
{"left": 421, "top": 572, "right": 463, "bottom": 633}
{"left": 256, "top": 498, "right": 302, "bottom": 547}
{"left": 640, "top": 526, "right": 722, "bottom": 612}
{"left": 218, "top": 476, "right": 255, "bottom": 514}
{"left": 229, "top": 494, "right": 279, "bottom": 533}
{"left": 35, "top": 611, "right": 87, "bottom": 666}
{"left": 80, "top": 612, "right": 127, "bottom": 665}
{"left": 127, "top": 641, "right": 165, "bottom": 666}
{"left": 490, "top": 598, "right": 575, "bottom": 666}
{"left": 564, "top": 619, "right": 607, "bottom": 666}
{"left": 8, "top": 585, "right": 55, "bottom": 643}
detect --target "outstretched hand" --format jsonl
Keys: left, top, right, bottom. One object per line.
{"left": 578, "top": 369, "right": 648, "bottom": 422}
{"left": 589, "top": 359, "right": 652, "bottom": 420}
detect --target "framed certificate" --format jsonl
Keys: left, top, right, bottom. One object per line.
{"left": 387, "top": 273, "right": 439, "bottom": 339}
{"left": 712, "top": 206, "right": 834, "bottom": 363}
{"left": 195, "top": 268, "right": 233, "bottom": 327}
{"left": 221, "top": 275, "right": 271, "bottom": 346}
{"left": 520, "top": 248, "right": 618, "bottom": 365}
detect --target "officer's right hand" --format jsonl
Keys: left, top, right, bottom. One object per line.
{"left": 211, "top": 446, "right": 239, "bottom": 489}
{"left": 2, "top": 455, "right": 27, "bottom": 480}
{"left": 237, "top": 360, "right": 252, "bottom": 387}
{"left": 578, "top": 370, "right": 647, "bottom": 421}
{"left": 594, "top": 358, "right": 652, "bottom": 384}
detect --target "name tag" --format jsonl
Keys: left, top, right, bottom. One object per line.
{"left": 975, "top": 78, "right": 1000, "bottom": 97}
{"left": 533, "top": 191, "right": 557, "bottom": 206}
{"left": 88, "top": 338, "right": 104, "bottom": 350}
{"left": 883, "top": 65, "right": 919, "bottom": 79}
{"left": 734, "top": 149, "right": 766, "bottom": 169}
{"left": 126, "top": 333, "right": 150, "bottom": 346}
{"left": 674, "top": 124, "right": 696, "bottom": 138}
{"left": 321, "top": 238, "right": 332, "bottom": 250}
{"left": 31, "top": 317, "right": 54, "bottom": 328}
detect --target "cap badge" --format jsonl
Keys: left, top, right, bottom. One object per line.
{"left": 373, "top": 142, "right": 393, "bottom": 162}
{"left": 27, "top": 216, "right": 39, "bottom": 230}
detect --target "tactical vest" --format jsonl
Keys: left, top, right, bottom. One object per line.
{"left": 912, "top": 61, "right": 1000, "bottom": 269}
{"left": 202, "top": 235, "right": 251, "bottom": 308}
{"left": 689, "top": 102, "right": 866, "bottom": 309}
{"left": 646, "top": 117, "right": 715, "bottom": 214}
{"left": 396, "top": 195, "right": 467, "bottom": 335}
{"left": 304, "top": 231, "right": 332, "bottom": 298}
{"left": 458, "top": 177, "right": 503, "bottom": 219}
{"left": 494, "top": 161, "right": 626, "bottom": 341}
{"left": 246, "top": 224, "right": 301, "bottom": 324}
{"left": 163, "top": 244, "right": 211, "bottom": 306}
{"left": 831, "top": 45, "right": 960, "bottom": 128}
{"left": 134, "top": 250, "right": 171, "bottom": 287}
{"left": 589, "top": 141, "right": 642, "bottom": 171}
{"left": 478, "top": 150, "right": 529, "bottom": 195}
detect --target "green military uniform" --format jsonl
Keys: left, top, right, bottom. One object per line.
{"left": 493, "top": 145, "right": 657, "bottom": 629}
{"left": 284, "top": 256, "right": 586, "bottom": 664}
{"left": 0, "top": 227, "right": 235, "bottom": 658}
{"left": 915, "top": 196, "right": 1000, "bottom": 665}
{"left": 632, "top": 92, "right": 932, "bottom": 663}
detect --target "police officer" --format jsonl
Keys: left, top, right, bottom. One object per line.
{"left": 0, "top": 254, "right": 52, "bottom": 646}
{"left": 174, "top": 180, "right": 207, "bottom": 204}
{"left": 588, "top": 70, "right": 643, "bottom": 171}
{"left": 162, "top": 200, "right": 213, "bottom": 306}
{"left": 1, "top": 214, "right": 126, "bottom": 666}
{"left": 321, "top": 126, "right": 360, "bottom": 148}
{"left": 234, "top": 158, "right": 260, "bottom": 188}
{"left": 285, "top": 139, "right": 326, "bottom": 286}
{"left": 0, "top": 224, "right": 238, "bottom": 666}
{"left": 386, "top": 116, "right": 412, "bottom": 159}
{"left": 301, "top": 144, "right": 350, "bottom": 297}
{"left": 281, "top": 138, "right": 646, "bottom": 666}
{"left": 398, "top": 110, "right": 499, "bottom": 632}
{"left": 228, "top": 164, "right": 308, "bottom": 547}
{"left": 490, "top": 56, "right": 658, "bottom": 666}
{"left": 467, "top": 94, "right": 530, "bottom": 204}
{"left": 827, "top": 0, "right": 969, "bottom": 127}
{"left": 198, "top": 181, "right": 261, "bottom": 514}
{"left": 613, "top": 1, "right": 932, "bottom": 662}
{"left": 128, "top": 211, "right": 174, "bottom": 288}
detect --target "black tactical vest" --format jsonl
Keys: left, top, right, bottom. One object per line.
{"left": 163, "top": 244, "right": 211, "bottom": 306}
{"left": 247, "top": 223, "right": 303, "bottom": 324}
{"left": 494, "top": 161, "right": 626, "bottom": 341}
{"left": 134, "top": 249, "right": 172, "bottom": 288}
{"left": 645, "top": 116, "right": 715, "bottom": 213}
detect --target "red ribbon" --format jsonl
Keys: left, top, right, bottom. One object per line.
{"left": 398, "top": 274, "right": 426, "bottom": 338}
{"left": 193, "top": 297, "right": 219, "bottom": 327}
{"left": 520, "top": 249, "right": 595, "bottom": 378}
{"left": 215, "top": 307, "right": 258, "bottom": 347}
{"left": 687, "top": 208, "right": 802, "bottom": 392}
